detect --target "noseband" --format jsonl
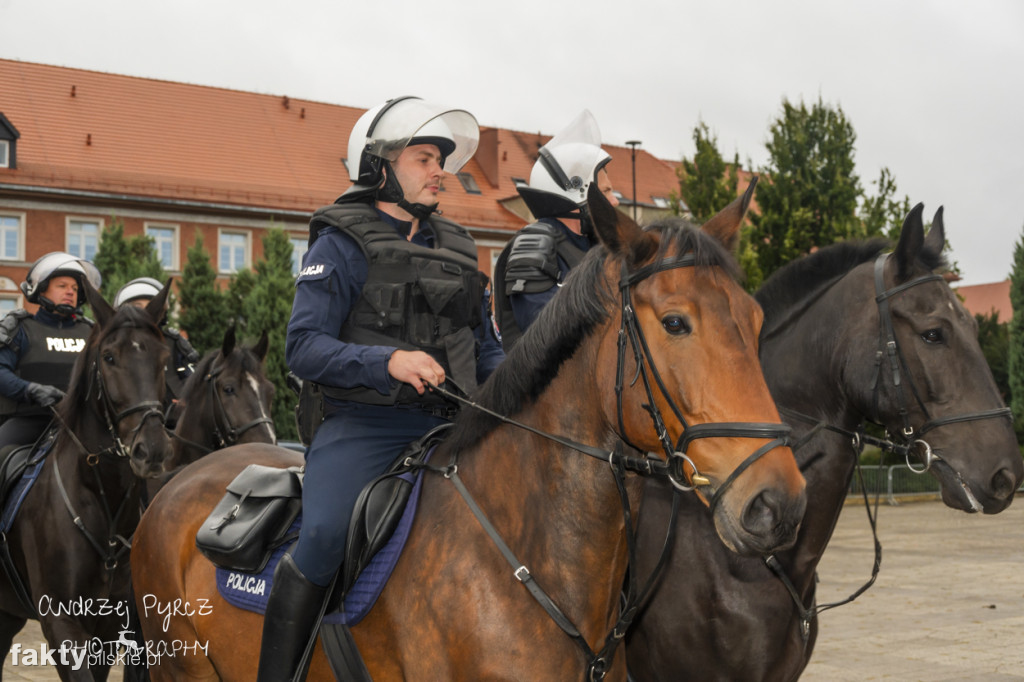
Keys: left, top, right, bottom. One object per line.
{"left": 616, "top": 255, "right": 790, "bottom": 510}
{"left": 204, "top": 363, "right": 275, "bottom": 448}
{"left": 871, "top": 253, "right": 1010, "bottom": 473}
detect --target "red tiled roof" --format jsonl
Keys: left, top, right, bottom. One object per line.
{"left": 0, "top": 59, "right": 700, "bottom": 233}
{"left": 955, "top": 280, "right": 1013, "bottom": 321}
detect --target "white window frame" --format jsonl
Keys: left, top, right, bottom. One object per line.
{"left": 0, "top": 211, "right": 25, "bottom": 261}
{"left": 145, "top": 222, "right": 180, "bottom": 271}
{"left": 218, "top": 229, "right": 251, "bottom": 273}
{"left": 0, "top": 294, "right": 20, "bottom": 316}
{"left": 66, "top": 216, "right": 103, "bottom": 262}
{"left": 0, "top": 140, "right": 9, "bottom": 168}
{"left": 289, "top": 236, "right": 308, "bottom": 276}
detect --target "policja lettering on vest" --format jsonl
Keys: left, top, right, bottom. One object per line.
{"left": 45, "top": 337, "right": 87, "bottom": 353}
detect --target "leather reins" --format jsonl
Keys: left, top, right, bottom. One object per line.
{"left": 426, "top": 252, "right": 793, "bottom": 682}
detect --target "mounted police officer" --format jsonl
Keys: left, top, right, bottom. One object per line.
{"left": 113, "top": 277, "right": 198, "bottom": 407}
{"left": 257, "top": 96, "right": 504, "bottom": 681}
{"left": 0, "top": 252, "right": 100, "bottom": 450}
{"left": 493, "top": 110, "right": 619, "bottom": 351}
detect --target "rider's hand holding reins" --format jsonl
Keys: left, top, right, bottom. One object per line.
{"left": 387, "top": 350, "right": 444, "bottom": 395}
{"left": 26, "top": 382, "right": 64, "bottom": 407}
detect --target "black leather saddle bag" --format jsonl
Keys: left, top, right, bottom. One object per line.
{"left": 195, "top": 464, "right": 304, "bottom": 573}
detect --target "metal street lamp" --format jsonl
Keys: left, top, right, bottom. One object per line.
{"left": 626, "top": 140, "right": 642, "bottom": 222}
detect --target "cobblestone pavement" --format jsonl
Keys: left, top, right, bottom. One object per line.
{"left": 4, "top": 495, "right": 1023, "bottom": 680}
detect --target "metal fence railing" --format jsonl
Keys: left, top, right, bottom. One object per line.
{"left": 847, "top": 464, "right": 942, "bottom": 506}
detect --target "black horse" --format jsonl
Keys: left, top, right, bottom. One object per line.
{"left": 627, "top": 204, "right": 1024, "bottom": 681}
{"left": 0, "top": 280, "right": 174, "bottom": 681}
{"left": 170, "top": 326, "right": 275, "bottom": 468}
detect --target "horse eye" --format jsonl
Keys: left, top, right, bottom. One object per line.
{"left": 662, "top": 315, "right": 691, "bottom": 336}
{"left": 103, "top": 353, "right": 115, "bottom": 365}
{"left": 921, "top": 328, "right": 944, "bottom": 344}
{"left": 223, "top": 385, "right": 236, "bottom": 395}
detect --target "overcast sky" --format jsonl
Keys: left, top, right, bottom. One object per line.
{"left": 3, "top": 0, "right": 1022, "bottom": 286}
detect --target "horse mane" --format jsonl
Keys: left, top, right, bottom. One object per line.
{"left": 54, "top": 305, "right": 163, "bottom": 439}
{"left": 755, "top": 235, "right": 948, "bottom": 336}
{"left": 443, "top": 216, "right": 741, "bottom": 454}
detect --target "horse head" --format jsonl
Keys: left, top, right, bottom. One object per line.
{"left": 587, "top": 179, "right": 807, "bottom": 555}
{"left": 856, "top": 204, "right": 1022, "bottom": 513}
{"left": 209, "top": 325, "right": 276, "bottom": 447}
{"left": 69, "top": 279, "right": 174, "bottom": 478}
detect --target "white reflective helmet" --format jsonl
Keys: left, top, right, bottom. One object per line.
{"left": 21, "top": 251, "right": 102, "bottom": 307}
{"left": 345, "top": 96, "right": 480, "bottom": 194}
{"left": 518, "top": 110, "right": 612, "bottom": 218}
{"left": 114, "top": 277, "right": 163, "bottom": 308}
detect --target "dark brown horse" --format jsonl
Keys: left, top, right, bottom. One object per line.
{"left": 0, "top": 281, "right": 174, "bottom": 681}
{"left": 626, "top": 204, "right": 1024, "bottom": 681}
{"left": 130, "top": 185, "right": 806, "bottom": 681}
{"left": 170, "top": 326, "right": 275, "bottom": 468}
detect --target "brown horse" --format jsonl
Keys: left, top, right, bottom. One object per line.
{"left": 170, "top": 326, "right": 275, "bottom": 468}
{"left": 0, "top": 281, "right": 174, "bottom": 681}
{"left": 130, "top": 184, "right": 806, "bottom": 681}
{"left": 626, "top": 204, "right": 1024, "bottom": 681}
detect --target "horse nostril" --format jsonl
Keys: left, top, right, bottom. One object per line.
{"left": 742, "top": 488, "right": 806, "bottom": 540}
{"left": 990, "top": 468, "right": 1019, "bottom": 500}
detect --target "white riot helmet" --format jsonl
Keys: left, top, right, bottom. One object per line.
{"left": 517, "top": 109, "right": 612, "bottom": 220}
{"left": 21, "top": 251, "right": 102, "bottom": 313}
{"left": 114, "top": 277, "right": 163, "bottom": 308}
{"left": 343, "top": 96, "right": 479, "bottom": 211}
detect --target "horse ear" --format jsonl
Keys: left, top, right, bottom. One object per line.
{"left": 84, "top": 278, "right": 115, "bottom": 327}
{"left": 701, "top": 176, "right": 758, "bottom": 253}
{"left": 923, "top": 206, "right": 945, "bottom": 257}
{"left": 586, "top": 183, "right": 657, "bottom": 265}
{"left": 144, "top": 278, "right": 171, "bottom": 325}
{"left": 894, "top": 203, "right": 926, "bottom": 281}
{"left": 221, "top": 325, "right": 236, "bottom": 357}
{"left": 252, "top": 330, "right": 269, "bottom": 361}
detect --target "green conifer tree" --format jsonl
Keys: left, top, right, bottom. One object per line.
{"left": 1007, "top": 226, "right": 1024, "bottom": 441}
{"left": 178, "top": 233, "right": 227, "bottom": 355}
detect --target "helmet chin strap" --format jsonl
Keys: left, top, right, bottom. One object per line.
{"left": 37, "top": 296, "right": 79, "bottom": 317}
{"left": 376, "top": 162, "right": 440, "bottom": 222}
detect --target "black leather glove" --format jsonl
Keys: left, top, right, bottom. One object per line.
{"left": 25, "top": 382, "right": 65, "bottom": 407}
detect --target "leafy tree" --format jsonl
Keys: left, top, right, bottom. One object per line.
{"left": 1008, "top": 226, "right": 1024, "bottom": 440}
{"left": 178, "top": 233, "right": 227, "bottom": 355}
{"left": 92, "top": 217, "right": 166, "bottom": 303}
{"left": 748, "top": 97, "right": 862, "bottom": 280}
{"left": 859, "top": 167, "right": 912, "bottom": 241}
{"left": 975, "top": 311, "right": 1010, "bottom": 403}
{"left": 672, "top": 122, "right": 738, "bottom": 222}
{"left": 232, "top": 228, "right": 298, "bottom": 441}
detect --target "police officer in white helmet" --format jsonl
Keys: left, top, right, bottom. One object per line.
{"left": 258, "top": 96, "right": 504, "bottom": 681}
{"left": 0, "top": 252, "right": 100, "bottom": 450}
{"left": 493, "top": 110, "right": 619, "bottom": 351}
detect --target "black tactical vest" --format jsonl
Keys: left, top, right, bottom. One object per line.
{"left": 493, "top": 219, "right": 591, "bottom": 352}
{"left": 0, "top": 314, "right": 92, "bottom": 417}
{"left": 309, "top": 203, "right": 484, "bottom": 406}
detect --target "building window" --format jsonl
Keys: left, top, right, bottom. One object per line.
{"left": 456, "top": 172, "right": 482, "bottom": 195}
{"left": 67, "top": 218, "right": 101, "bottom": 262}
{"left": 651, "top": 196, "right": 670, "bottom": 209}
{"left": 146, "top": 223, "right": 179, "bottom": 270}
{"left": 289, "top": 237, "right": 308, "bottom": 276}
{"left": 0, "top": 213, "right": 24, "bottom": 261}
{"left": 0, "top": 295, "right": 18, "bottom": 316}
{"left": 0, "top": 140, "right": 8, "bottom": 168}
{"left": 218, "top": 231, "right": 249, "bottom": 273}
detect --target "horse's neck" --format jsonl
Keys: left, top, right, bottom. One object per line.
{"left": 761, "top": 299, "right": 866, "bottom": 583}
{"left": 456, "top": 372, "right": 640, "bottom": 640}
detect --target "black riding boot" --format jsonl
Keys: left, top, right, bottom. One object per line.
{"left": 257, "top": 553, "right": 328, "bottom": 682}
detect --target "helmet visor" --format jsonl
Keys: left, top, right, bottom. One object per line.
{"left": 365, "top": 99, "right": 479, "bottom": 173}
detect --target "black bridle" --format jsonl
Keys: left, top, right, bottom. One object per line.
{"left": 173, "top": 361, "right": 276, "bottom": 455}
{"left": 48, "top": 356, "right": 168, "bottom": 577}
{"left": 870, "top": 253, "right": 1011, "bottom": 472}
{"left": 427, "top": 252, "right": 792, "bottom": 681}
{"left": 763, "top": 251, "right": 1011, "bottom": 644}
